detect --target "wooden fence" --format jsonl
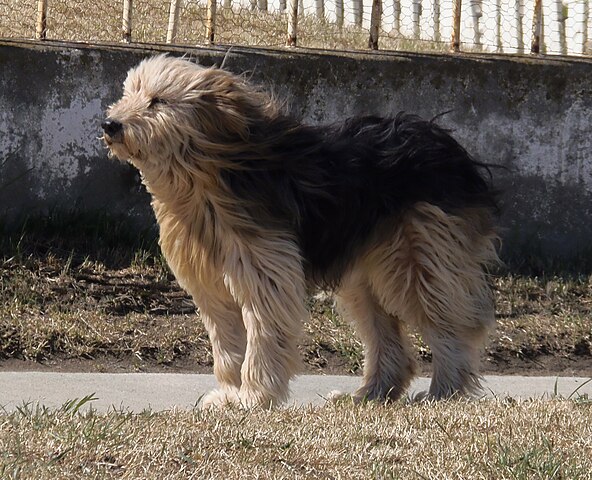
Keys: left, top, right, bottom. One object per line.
{"left": 29, "top": 0, "right": 592, "bottom": 55}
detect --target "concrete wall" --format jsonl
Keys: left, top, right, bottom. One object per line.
{"left": 1, "top": 40, "right": 591, "bottom": 271}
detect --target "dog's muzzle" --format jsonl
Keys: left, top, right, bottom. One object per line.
{"left": 101, "top": 119, "right": 123, "bottom": 143}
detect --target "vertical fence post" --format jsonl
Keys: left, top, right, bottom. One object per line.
{"left": 258, "top": 0, "right": 268, "bottom": 11}
{"left": 122, "top": 0, "right": 132, "bottom": 43}
{"left": 287, "top": 0, "right": 298, "bottom": 46}
{"left": 166, "top": 0, "right": 180, "bottom": 44}
{"left": 36, "top": 0, "right": 48, "bottom": 39}
{"left": 315, "top": 0, "right": 325, "bottom": 21}
{"left": 353, "top": 0, "right": 363, "bottom": 27}
{"left": 315, "top": 0, "right": 324, "bottom": 19}
{"left": 412, "top": 0, "right": 421, "bottom": 39}
{"left": 555, "top": 0, "right": 567, "bottom": 54}
{"left": 335, "top": 0, "right": 344, "bottom": 28}
{"left": 368, "top": 0, "right": 382, "bottom": 49}
{"left": 206, "top": 0, "right": 217, "bottom": 44}
{"left": 392, "top": 0, "right": 401, "bottom": 36}
{"left": 583, "top": 0, "right": 589, "bottom": 54}
{"left": 471, "top": 0, "right": 482, "bottom": 48}
{"left": 451, "top": 0, "right": 462, "bottom": 51}
{"left": 224, "top": 0, "right": 231, "bottom": 8}
{"left": 495, "top": 0, "right": 503, "bottom": 52}
{"left": 515, "top": 0, "right": 524, "bottom": 53}
{"left": 531, "top": 0, "right": 543, "bottom": 53}
{"left": 433, "top": 0, "right": 441, "bottom": 42}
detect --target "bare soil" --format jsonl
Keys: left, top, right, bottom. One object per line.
{"left": 4, "top": 347, "right": 591, "bottom": 377}
{"left": 1, "top": 248, "right": 591, "bottom": 378}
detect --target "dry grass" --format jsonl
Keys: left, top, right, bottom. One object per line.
{"left": 1, "top": 397, "right": 591, "bottom": 479}
{"left": 0, "top": 220, "right": 591, "bottom": 478}
{"left": 3, "top": 254, "right": 591, "bottom": 375}
{"left": 0, "top": 0, "right": 451, "bottom": 52}
{"left": 0, "top": 215, "right": 591, "bottom": 375}
{"left": 0, "top": 253, "right": 212, "bottom": 371}
{"left": 494, "top": 275, "right": 592, "bottom": 362}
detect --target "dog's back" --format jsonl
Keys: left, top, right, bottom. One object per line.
{"left": 221, "top": 112, "right": 498, "bottom": 288}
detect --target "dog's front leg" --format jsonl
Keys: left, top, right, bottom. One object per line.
{"left": 224, "top": 236, "right": 307, "bottom": 408}
{"left": 188, "top": 279, "right": 247, "bottom": 408}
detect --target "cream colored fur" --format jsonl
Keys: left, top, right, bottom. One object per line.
{"left": 103, "top": 55, "right": 499, "bottom": 407}
{"left": 342, "top": 203, "right": 499, "bottom": 400}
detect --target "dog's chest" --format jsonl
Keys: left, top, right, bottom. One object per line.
{"left": 152, "top": 197, "right": 225, "bottom": 290}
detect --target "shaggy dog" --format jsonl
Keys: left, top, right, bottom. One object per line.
{"left": 102, "top": 55, "right": 499, "bottom": 408}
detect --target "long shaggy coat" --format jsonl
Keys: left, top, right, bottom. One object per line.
{"left": 102, "top": 55, "right": 499, "bottom": 407}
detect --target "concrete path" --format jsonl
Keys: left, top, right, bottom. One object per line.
{"left": 0, "top": 373, "right": 590, "bottom": 413}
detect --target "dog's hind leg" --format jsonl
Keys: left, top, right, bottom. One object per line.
{"left": 335, "top": 272, "right": 417, "bottom": 403}
{"left": 224, "top": 235, "right": 307, "bottom": 408}
{"left": 366, "top": 203, "right": 498, "bottom": 400}
{"left": 190, "top": 280, "right": 247, "bottom": 408}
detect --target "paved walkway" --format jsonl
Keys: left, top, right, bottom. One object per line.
{"left": 0, "top": 373, "right": 590, "bottom": 412}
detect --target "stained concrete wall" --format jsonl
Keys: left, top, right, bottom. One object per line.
{"left": 1, "top": 40, "right": 591, "bottom": 270}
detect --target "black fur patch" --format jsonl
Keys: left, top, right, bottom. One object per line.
{"left": 221, "top": 113, "right": 498, "bottom": 288}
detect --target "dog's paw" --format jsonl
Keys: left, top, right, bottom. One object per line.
{"left": 326, "top": 390, "right": 354, "bottom": 403}
{"left": 201, "top": 388, "right": 241, "bottom": 409}
{"left": 201, "top": 387, "right": 281, "bottom": 409}
{"left": 237, "top": 388, "right": 283, "bottom": 409}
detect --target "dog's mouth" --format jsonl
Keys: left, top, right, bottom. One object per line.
{"left": 102, "top": 133, "right": 114, "bottom": 146}
{"left": 101, "top": 132, "right": 137, "bottom": 162}
{"left": 101, "top": 132, "right": 120, "bottom": 152}
{"left": 101, "top": 120, "right": 143, "bottom": 161}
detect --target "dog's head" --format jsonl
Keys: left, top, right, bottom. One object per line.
{"left": 102, "top": 54, "right": 272, "bottom": 172}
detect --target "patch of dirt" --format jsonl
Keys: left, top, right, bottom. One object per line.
{"left": 3, "top": 350, "right": 591, "bottom": 377}
{"left": 299, "top": 342, "right": 592, "bottom": 377}
{"left": 1, "top": 251, "right": 591, "bottom": 378}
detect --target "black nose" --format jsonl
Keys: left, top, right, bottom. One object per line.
{"left": 102, "top": 119, "right": 123, "bottom": 137}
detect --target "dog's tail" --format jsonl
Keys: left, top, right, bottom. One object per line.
{"left": 338, "top": 113, "right": 502, "bottom": 217}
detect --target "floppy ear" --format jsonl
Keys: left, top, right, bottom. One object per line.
{"left": 198, "top": 90, "right": 251, "bottom": 142}
{"left": 190, "top": 69, "right": 254, "bottom": 143}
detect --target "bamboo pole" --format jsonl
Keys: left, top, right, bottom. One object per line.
{"left": 368, "top": 0, "right": 382, "bottom": 49}
{"left": 166, "top": 0, "right": 181, "bottom": 44}
{"left": 206, "top": 0, "right": 217, "bottom": 44}
{"left": 531, "top": 0, "right": 543, "bottom": 53}
{"left": 122, "top": 0, "right": 132, "bottom": 43}
{"left": 451, "top": 0, "right": 462, "bottom": 52}
{"left": 36, "top": 0, "right": 48, "bottom": 40}
{"left": 287, "top": 0, "right": 298, "bottom": 46}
